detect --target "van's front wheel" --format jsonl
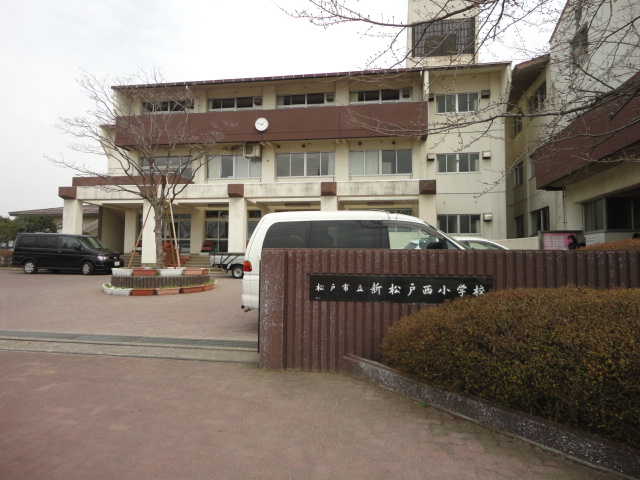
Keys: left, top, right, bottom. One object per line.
{"left": 81, "top": 261, "right": 94, "bottom": 275}
{"left": 23, "top": 260, "right": 37, "bottom": 274}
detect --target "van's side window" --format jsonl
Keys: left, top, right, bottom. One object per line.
{"left": 263, "top": 222, "right": 311, "bottom": 248}
{"left": 309, "top": 221, "right": 385, "bottom": 248}
{"left": 59, "top": 237, "right": 80, "bottom": 249}
{"left": 35, "top": 236, "right": 56, "bottom": 248}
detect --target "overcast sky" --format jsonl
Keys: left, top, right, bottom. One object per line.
{"left": 0, "top": 0, "right": 554, "bottom": 218}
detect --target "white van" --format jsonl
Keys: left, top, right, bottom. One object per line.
{"left": 240, "top": 210, "right": 466, "bottom": 311}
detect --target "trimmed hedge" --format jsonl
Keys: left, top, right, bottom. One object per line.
{"left": 381, "top": 286, "right": 640, "bottom": 449}
{"left": 581, "top": 238, "right": 640, "bottom": 251}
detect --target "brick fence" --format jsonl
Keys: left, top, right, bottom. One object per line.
{"left": 259, "top": 249, "right": 640, "bottom": 372}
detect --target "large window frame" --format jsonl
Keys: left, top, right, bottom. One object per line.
{"left": 142, "top": 100, "right": 194, "bottom": 114}
{"left": 412, "top": 18, "right": 475, "bottom": 57}
{"left": 209, "top": 97, "right": 262, "bottom": 111}
{"left": 349, "top": 88, "right": 412, "bottom": 104}
{"left": 207, "top": 155, "right": 262, "bottom": 179}
{"left": 531, "top": 207, "right": 550, "bottom": 235}
{"left": 141, "top": 156, "right": 194, "bottom": 180}
{"left": 276, "top": 93, "right": 334, "bottom": 108}
{"left": 437, "top": 214, "right": 481, "bottom": 234}
{"left": 584, "top": 196, "right": 640, "bottom": 233}
{"left": 514, "top": 162, "right": 524, "bottom": 186}
{"left": 349, "top": 149, "right": 413, "bottom": 176}
{"left": 276, "top": 152, "right": 335, "bottom": 178}
{"left": 528, "top": 82, "right": 547, "bottom": 113}
{"left": 435, "top": 93, "right": 479, "bottom": 113}
{"left": 436, "top": 153, "right": 480, "bottom": 173}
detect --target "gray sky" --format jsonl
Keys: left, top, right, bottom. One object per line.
{"left": 0, "top": 0, "right": 553, "bottom": 218}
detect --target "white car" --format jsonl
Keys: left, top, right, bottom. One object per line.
{"left": 453, "top": 237, "right": 509, "bottom": 250}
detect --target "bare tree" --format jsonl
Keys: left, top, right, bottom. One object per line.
{"left": 48, "top": 69, "right": 226, "bottom": 266}
{"left": 282, "top": 0, "right": 640, "bottom": 169}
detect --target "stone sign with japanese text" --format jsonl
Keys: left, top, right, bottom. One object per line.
{"left": 309, "top": 274, "right": 493, "bottom": 304}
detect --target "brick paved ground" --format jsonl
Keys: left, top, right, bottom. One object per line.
{"left": 0, "top": 270, "right": 626, "bottom": 479}
{"left": 0, "top": 352, "right": 622, "bottom": 480}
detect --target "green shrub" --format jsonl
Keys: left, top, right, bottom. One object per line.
{"left": 381, "top": 286, "right": 640, "bottom": 449}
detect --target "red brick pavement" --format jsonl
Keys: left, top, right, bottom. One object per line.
{"left": 0, "top": 270, "right": 625, "bottom": 479}
{"left": 0, "top": 352, "right": 621, "bottom": 480}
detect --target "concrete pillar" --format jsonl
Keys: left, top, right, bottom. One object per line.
{"left": 141, "top": 201, "right": 157, "bottom": 265}
{"left": 228, "top": 197, "right": 248, "bottom": 251}
{"left": 321, "top": 196, "right": 338, "bottom": 211}
{"left": 61, "top": 199, "right": 84, "bottom": 234}
{"left": 123, "top": 209, "right": 138, "bottom": 254}
{"left": 190, "top": 209, "right": 205, "bottom": 254}
{"left": 334, "top": 143, "right": 349, "bottom": 181}
{"left": 563, "top": 198, "right": 583, "bottom": 231}
{"left": 418, "top": 194, "right": 437, "bottom": 226}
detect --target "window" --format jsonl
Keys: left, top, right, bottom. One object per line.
{"left": 435, "top": 93, "right": 479, "bottom": 113}
{"left": 515, "top": 215, "right": 525, "bottom": 238}
{"left": 207, "top": 155, "right": 261, "bottom": 179}
{"left": 513, "top": 114, "right": 523, "bottom": 136}
{"left": 164, "top": 213, "right": 191, "bottom": 254}
{"left": 514, "top": 162, "right": 524, "bottom": 186}
{"left": 277, "top": 93, "right": 334, "bottom": 107}
{"left": 141, "top": 156, "right": 194, "bottom": 180}
{"left": 571, "top": 26, "right": 588, "bottom": 72}
{"left": 349, "top": 150, "right": 412, "bottom": 176}
{"left": 205, "top": 211, "right": 228, "bottom": 253}
{"left": 349, "top": 88, "right": 412, "bottom": 104}
{"left": 412, "top": 18, "right": 475, "bottom": 57}
{"left": 276, "top": 152, "right": 335, "bottom": 177}
{"left": 531, "top": 207, "right": 550, "bottom": 234}
{"left": 209, "top": 97, "right": 262, "bottom": 111}
{"left": 584, "top": 196, "right": 639, "bottom": 232}
{"left": 436, "top": 153, "right": 480, "bottom": 173}
{"left": 142, "top": 100, "right": 193, "bottom": 114}
{"left": 528, "top": 82, "right": 547, "bottom": 113}
{"left": 437, "top": 214, "right": 481, "bottom": 234}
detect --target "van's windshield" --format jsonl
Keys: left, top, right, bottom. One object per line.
{"left": 79, "top": 236, "right": 109, "bottom": 250}
{"left": 384, "top": 221, "right": 463, "bottom": 250}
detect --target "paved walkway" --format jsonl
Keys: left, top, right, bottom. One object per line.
{"left": 0, "top": 270, "right": 625, "bottom": 479}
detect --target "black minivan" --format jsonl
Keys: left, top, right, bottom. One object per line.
{"left": 11, "top": 233, "right": 122, "bottom": 275}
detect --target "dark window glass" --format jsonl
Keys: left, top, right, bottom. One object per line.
{"left": 236, "top": 97, "right": 254, "bottom": 108}
{"left": 310, "top": 221, "right": 383, "bottom": 249}
{"left": 412, "top": 18, "right": 475, "bottom": 57}
{"left": 397, "top": 150, "right": 412, "bottom": 174}
{"left": 307, "top": 153, "right": 321, "bottom": 176}
{"left": 307, "top": 93, "right": 325, "bottom": 104}
{"left": 291, "top": 94, "right": 306, "bottom": 105}
{"left": 291, "top": 153, "right": 305, "bottom": 176}
{"left": 607, "top": 197, "right": 632, "bottom": 230}
{"left": 263, "top": 222, "right": 311, "bottom": 248}
{"left": 380, "top": 89, "right": 400, "bottom": 101}
{"left": 276, "top": 154, "right": 290, "bottom": 177}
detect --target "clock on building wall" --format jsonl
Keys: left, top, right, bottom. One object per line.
{"left": 255, "top": 117, "right": 269, "bottom": 132}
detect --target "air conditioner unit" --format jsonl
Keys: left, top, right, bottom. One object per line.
{"left": 401, "top": 88, "right": 411, "bottom": 99}
{"left": 253, "top": 97, "right": 263, "bottom": 106}
{"left": 325, "top": 93, "right": 335, "bottom": 103}
{"left": 243, "top": 143, "right": 261, "bottom": 157}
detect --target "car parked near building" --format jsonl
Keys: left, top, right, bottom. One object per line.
{"left": 453, "top": 236, "right": 509, "bottom": 250}
{"left": 11, "top": 233, "right": 121, "bottom": 274}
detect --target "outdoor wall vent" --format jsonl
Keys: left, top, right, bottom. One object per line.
{"left": 427, "top": 153, "right": 436, "bottom": 161}
{"left": 482, "top": 151, "right": 492, "bottom": 159}
{"left": 483, "top": 213, "right": 493, "bottom": 222}
{"left": 481, "top": 90, "right": 491, "bottom": 98}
